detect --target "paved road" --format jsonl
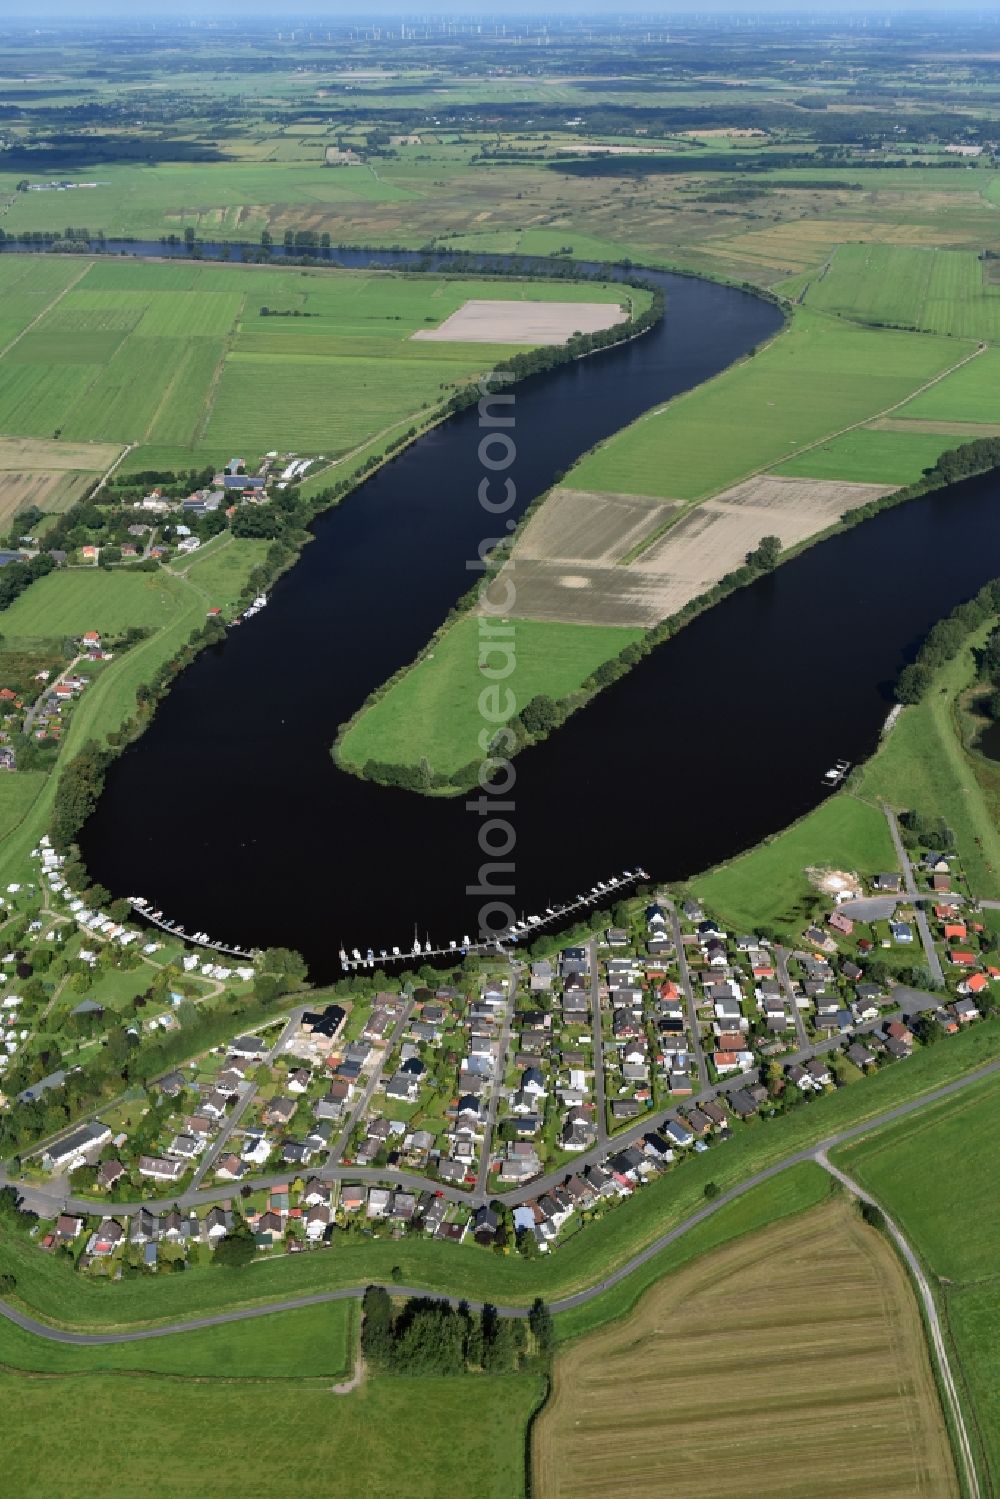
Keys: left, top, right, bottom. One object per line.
{"left": 187, "top": 1007, "right": 308, "bottom": 1190}
{"left": 5, "top": 987, "right": 951, "bottom": 1222}
{"left": 669, "top": 903, "right": 709, "bottom": 1091}
{"left": 816, "top": 1152, "right": 981, "bottom": 1499}
{"left": 883, "top": 803, "right": 945, "bottom": 987}
{"left": 588, "top": 938, "right": 609, "bottom": 1143}
{"left": 476, "top": 971, "right": 517, "bottom": 1196}
{"left": 4, "top": 1054, "right": 1000, "bottom": 1346}
{"left": 325, "top": 997, "right": 414, "bottom": 1166}
{"left": 775, "top": 946, "right": 809, "bottom": 1049}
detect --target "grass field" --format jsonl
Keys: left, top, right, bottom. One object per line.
{"left": 0, "top": 569, "right": 182, "bottom": 640}
{"left": 834, "top": 1072, "right": 1000, "bottom": 1490}
{"left": 3, "top": 1367, "right": 544, "bottom": 1499}
{"left": 336, "top": 614, "right": 643, "bottom": 776}
{"left": 566, "top": 309, "right": 965, "bottom": 502}
{"left": 857, "top": 624, "right": 1000, "bottom": 901}
{"left": 802, "top": 245, "right": 1000, "bottom": 341}
{"left": 177, "top": 535, "right": 274, "bottom": 610}
{"left": 0, "top": 255, "right": 629, "bottom": 467}
{"left": 533, "top": 1196, "right": 957, "bottom": 1499}
{"left": 890, "top": 347, "right": 1000, "bottom": 425}
{"left": 773, "top": 424, "right": 964, "bottom": 486}
{"left": 690, "top": 793, "right": 897, "bottom": 935}
{"left": 0, "top": 1297, "right": 354, "bottom": 1380}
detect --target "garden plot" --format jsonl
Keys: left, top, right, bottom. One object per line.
{"left": 411, "top": 298, "right": 626, "bottom": 345}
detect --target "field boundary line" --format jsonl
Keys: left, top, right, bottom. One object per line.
{"left": 0, "top": 259, "right": 93, "bottom": 362}
{"left": 625, "top": 333, "right": 987, "bottom": 567}
{"left": 816, "top": 1153, "right": 981, "bottom": 1499}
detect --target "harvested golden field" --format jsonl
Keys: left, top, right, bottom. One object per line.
{"left": 0, "top": 436, "right": 121, "bottom": 472}
{"left": 503, "top": 475, "right": 884, "bottom": 628}
{"left": 515, "top": 486, "right": 677, "bottom": 565}
{"left": 532, "top": 1198, "right": 957, "bottom": 1499}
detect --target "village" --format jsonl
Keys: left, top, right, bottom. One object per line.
{"left": 1, "top": 824, "right": 994, "bottom": 1275}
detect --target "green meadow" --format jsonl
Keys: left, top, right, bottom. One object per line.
{"left": 891, "top": 346, "right": 1000, "bottom": 424}
{"left": 774, "top": 424, "right": 965, "bottom": 485}
{"left": 834, "top": 1072, "right": 1000, "bottom": 1490}
{"left": 567, "top": 308, "right": 964, "bottom": 502}
{"left": 0, "top": 255, "right": 629, "bottom": 466}
{"left": 802, "top": 244, "right": 1000, "bottom": 341}
{"left": 690, "top": 794, "right": 897, "bottom": 936}
{"left": 337, "top": 614, "right": 643, "bottom": 777}
{"left": 1, "top": 1367, "right": 545, "bottom": 1499}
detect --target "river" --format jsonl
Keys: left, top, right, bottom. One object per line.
{"left": 30, "top": 241, "right": 993, "bottom": 979}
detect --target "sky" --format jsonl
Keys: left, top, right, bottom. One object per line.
{"left": 4, "top": 2, "right": 976, "bottom": 19}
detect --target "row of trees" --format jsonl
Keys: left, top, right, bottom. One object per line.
{"left": 895, "top": 575, "right": 1000, "bottom": 704}
{"left": 361, "top": 1286, "right": 553, "bottom": 1373}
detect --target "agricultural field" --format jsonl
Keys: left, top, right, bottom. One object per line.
{"left": 533, "top": 1197, "right": 957, "bottom": 1499}
{"left": 567, "top": 309, "right": 966, "bottom": 503}
{"left": 497, "top": 474, "right": 886, "bottom": 629}
{"left": 889, "top": 347, "right": 1000, "bottom": 426}
{"left": 3, "top": 1366, "right": 544, "bottom": 1499}
{"left": 336, "top": 614, "right": 643, "bottom": 777}
{"left": 801, "top": 245, "right": 1000, "bottom": 341}
{"left": 834, "top": 1073, "right": 1000, "bottom": 1490}
{"left": 773, "top": 425, "right": 973, "bottom": 486}
{"left": 0, "top": 435, "right": 121, "bottom": 524}
{"left": 0, "top": 255, "right": 629, "bottom": 466}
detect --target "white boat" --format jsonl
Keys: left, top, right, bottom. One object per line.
{"left": 392, "top": 945, "right": 401, "bottom": 957}
{"left": 351, "top": 947, "right": 361, "bottom": 960}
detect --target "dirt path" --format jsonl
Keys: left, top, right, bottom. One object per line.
{"left": 331, "top": 1350, "right": 366, "bottom": 1395}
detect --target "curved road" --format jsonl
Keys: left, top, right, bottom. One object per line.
{"left": 816, "top": 1153, "right": 980, "bottom": 1499}
{"left": 3, "top": 1053, "right": 999, "bottom": 1348}
{"left": 6, "top": 987, "right": 948, "bottom": 1224}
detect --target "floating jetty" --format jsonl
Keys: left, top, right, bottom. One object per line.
{"left": 127, "top": 898, "right": 260, "bottom": 961}
{"left": 821, "top": 758, "right": 851, "bottom": 788}
{"left": 338, "top": 867, "right": 650, "bottom": 971}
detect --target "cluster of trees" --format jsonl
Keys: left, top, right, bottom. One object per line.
{"left": 360, "top": 1287, "right": 553, "bottom": 1373}
{"left": 894, "top": 576, "right": 1000, "bottom": 704}
{"left": 0, "top": 552, "right": 55, "bottom": 614}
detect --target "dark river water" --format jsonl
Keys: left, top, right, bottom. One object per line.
{"left": 32, "top": 241, "right": 993, "bottom": 979}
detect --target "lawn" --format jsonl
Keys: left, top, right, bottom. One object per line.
{"left": 834, "top": 1071, "right": 1000, "bottom": 1491}
{"left": 567, "top": 308, "right": 965, "bottom": 502}
{"left": 337, "top": 614, "right": 643, "bottom": 777}
{"left": 2, "top": 1367, "right": 544, "bottom": 1499}
{"left": 690, "top": 792, "right": 896, "bottom": 935}
{"left": 533, "top": 1195, "right": 957, "bottom": 1499}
